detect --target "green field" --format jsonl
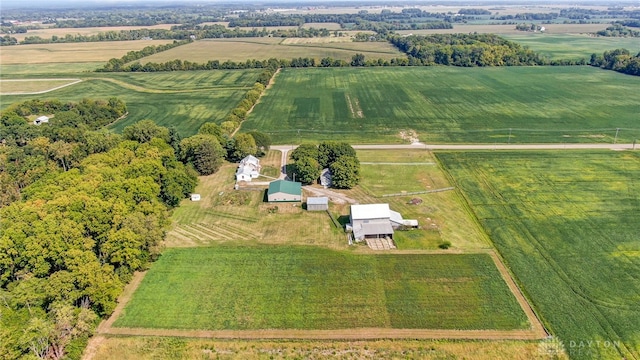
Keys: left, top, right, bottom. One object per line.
{"left": 244, "top": 66, "right": 640, "bottom": 144}
{"left": 114, "top": 246, "right": 528, "bottom": 331}
{"left": 1, "top": 70, "right": 259, "bottom": 137}
{"left": 502, "top": 34, "right": 640, "bottom": 60}
{"left": 437, "top": 151, "right": 640, "bottom": 359}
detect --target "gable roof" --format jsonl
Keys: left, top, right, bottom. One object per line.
{"left": 241, "top": 155, "right": 259, "bottom": 166}
{"left": 350, "top": 204, "right": 390, "bottom": 220}
{"left": 307, "top": 197, "right": 328, "bottom": 205}
{"left": 268, "top": 180, "right": 302, "bottom": 195}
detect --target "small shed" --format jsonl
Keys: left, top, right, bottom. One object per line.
{"left": 33, "top": 116, "right": 49, "bottom": 125}
{"left": 190, "top": 194, "right": 201, "bottom": 201}
{"left": 267, "top": 180, "right": 302, "bottom": 202}
{"left": 307, "top": 197, "right": 328, "bottom": 211}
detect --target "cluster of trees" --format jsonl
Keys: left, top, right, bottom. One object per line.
{"left": 492, "top": 12, "right": 558, "bottom": 21}
{"left": 618, "top": 20, "right": 640, "bottom": 28}
{"left": 0, "top": 34, "right": 18, "bottom": 46}
{"left": 590, "top": 48, "right": 640, "bottom": 76}
{"left": 458, "top": 9, "right": 492, "bottom": 15}
{"left": 289, "top": 142, "right": 360, "bottom": 189}
{"left": 559, "top": 8, "right": 640, "bottom": 20}
{"left": 389, "top": 33, "right": 546, "bottom": 67}
{"left": 516, "top": 23, "right": 544, "bottom": 32}
{"left": 0, "top": 115, "right": 199, "bottom": 359}
{"left": 595, "top": 25, "right": 640, "bottom": 37}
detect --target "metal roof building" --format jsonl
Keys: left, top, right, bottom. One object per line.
{"left": 267, "top": 180, "right": 302, "bottom": 202}
{"left": 306, "top": 196, "right": 329, "bottom": 211}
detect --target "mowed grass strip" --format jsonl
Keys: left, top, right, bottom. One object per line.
{"left": 244, "top": 66, "right": 640, "bottom": 144}
{"left": 114, "top": 246, "right": 528, "bottom": 331}
{"left": 140, "top": 38, "right": 405, "bottom": 63}
{"left": 437, "top": 151, "right": 640, "bottom": 359}
{"left": 1, "top": 70, "right": 259, "bottom": 136}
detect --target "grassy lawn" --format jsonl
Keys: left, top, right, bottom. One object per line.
{"left": 244, "top": 66, "right": 640, "bottom": 144}
{"left": 1, "top": 70, "right": 259, "bottom": 137}
{"left": 437, "top": 150, "right": 640, "bottom": 359}
{"left": 114, "top": 246, "right": 528, "bottom": 331}
{"left": 140, "top": 37, "right": 405, "bottom": 64}
{"left": 502, "top": 33, "right": 640, "bottom": 60}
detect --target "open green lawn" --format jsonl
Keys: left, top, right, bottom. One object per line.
{"left": 437, "top": 150, "right": 640, "bottom": 359}
{"left": 244, "top": 66, "right": 640, "bottom": 144}
{"left": 1, "top": 70, "right": 259, "bottom": 137}
{"left": 502, "top": 34, "right": 640, "bottom": 60}
{"left": 114, "top": 246, "right": 528, "bottom": 331}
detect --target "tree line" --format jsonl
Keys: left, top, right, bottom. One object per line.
{"left": 595, "top": 24, "right": 640, "bottom": 37}
{"left": 389, "top": 33, "right": 547, "bottom": 66}
{"left": 590, "top": 48, "right": 640, "bottom": 76}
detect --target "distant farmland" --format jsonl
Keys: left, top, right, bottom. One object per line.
{"left": 139, "top": 37, "right": 405, "bottom": 63}
{"left": 502, "top": 33, "right": 640, "bottom": 60}
{"left": 244, "top": 66, "right": 640, "bottom": 144}
{"left": 438, "top": 150, "right": 640, "bottom": 360}
{"left": 114, "top": 246, "right": 529, "bottom": 331}
{"left": 1, "top": 70, "right": 259, "bottom": 136}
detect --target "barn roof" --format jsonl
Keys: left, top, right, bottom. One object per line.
{"left": 350, "top": 204, "right": 390, "bottom": 220}
{"left": 268, "top": 180, "right": 302, "bottom": 195}
{"left": 307, "top": 197, "right": 328, "bottom": 205}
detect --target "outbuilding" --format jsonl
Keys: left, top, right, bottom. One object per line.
{"left": 306, "top": 197, "right": 328, "bottom": 211}
{"left": 267, "top": 180, "right": 302, "bottom": 202}
{"left": 33, "top": 116, "right": 49, "bottom": 125}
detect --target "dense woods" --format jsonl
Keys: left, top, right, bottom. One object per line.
{"left": 389, "top": 33, "right": 546, "bottom": 66}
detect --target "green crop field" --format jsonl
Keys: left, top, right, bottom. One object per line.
{"left": 437, "top": 151, "right": 640, "bottom": 359}
{"left": 244, "top": 66, "right": 640, "bottom": 144}
{"left": 114, "top": 246, "right": 528, "bottom": 331}
{"left": 502, "top": 34, "right": 640, "bottom": 60}
{"left": 139, "top": 37, "right": 405, "bottom": 64}
{"left": 1, "top": 70, "right": 259, "bottom": 137}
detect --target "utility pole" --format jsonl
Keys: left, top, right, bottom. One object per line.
{"left": 508, "top": 128, "right": 512, "bottom": 144}
{"left": 614, "top": 128, "right": 620, "bottom": 144}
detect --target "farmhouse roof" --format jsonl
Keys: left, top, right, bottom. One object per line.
{"left": 241, "top": 155, "right": 259, "bottom": 166}
{"left": 268, "top": 180, "right": 302, "bottom": 195}
{"left": 353, "top": 222, "right": 394, "bottom": 239}
{"left": 351, "top": 204, "right": 391, "bottom": 220}
{"left": 36, "top": 116, "right": 49, "bottom": 121}
{"left": 307, "top": 197, "right": 328, "bottom": 205}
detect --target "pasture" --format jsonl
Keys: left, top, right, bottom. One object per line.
{"left": 437, "top": 150, "right": 640, "bottom": 359}
{"left": 502, "top": 33, "right": 640, "bottom": 60}
{"left": 244, "top": 66, "right": 640, "bottom": 144}
{"left": 138, "top": 37, "right": 405, "bottom": 63}
{"left": 114, "top": 246, "right": 528, "bottom": 331}
{"left": 1, "top": 70, "right": 259, "bottom": 136}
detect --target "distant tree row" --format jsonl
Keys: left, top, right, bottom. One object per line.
{"left": 389, "top": 33, "right": 547, "bottom": 66}
{"left": 290, "top": 142, "right": 360, "bottom": 188}
{"left": 516, "top": 23, "right": 543, "bottom": 32}
{"left": 492, "top": 13, "right": 558, "bottom": 21}
{"left": 590, "top": 48, "right": 640, "bottom": 76}
{"left": 595, "top": 24, "right": 640, "bottom": 37}
{"left": 618, "top": 20, "right": 640, "bottom": 28}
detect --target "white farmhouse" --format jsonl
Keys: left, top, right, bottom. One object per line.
{"left": 235, "top": 155, "right": 261, "bottom": 182}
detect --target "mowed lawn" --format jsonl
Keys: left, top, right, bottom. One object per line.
{"left": 438, "top": 151, "right": 640, "bottom": 359}
{"left": 1, "top": 70, "right": 259, "bottom": 137}
{"left": 114, "top": 246, "right": 528, "bottom": 331}
{"left": 140, "top": 37, "right": 405, "bottom": 63}
{"left": 244, "top": 66, "right": 640, "bottom": 144}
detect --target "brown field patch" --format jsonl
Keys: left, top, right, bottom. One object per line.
{"left": 0, "top": 40, "right": 175, "bottom": 64}
{"left": 139, "top": 37, "right": 404, "bottom": 63}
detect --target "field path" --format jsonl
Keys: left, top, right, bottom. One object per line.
{"left": 0, "top": 78, "right": 82, "bottom": 95}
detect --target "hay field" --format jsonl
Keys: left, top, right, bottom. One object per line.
{"left": 11, "top": 24, "right": 177, "bottom": 42}
{"left": 0, "top": 40, "right": 174, "bottom": 65}
{"left": 139, "top": 37, "right": 404, "bottom": 63}
{"left": 0, "top": 78, "right": 80, "bottom": 94}
{"left": 395, "top": 23, "right": 610, "bottom": 36}
{"left": 439, "top": 151, "right": 640, "bottom": 359}
{"left": 502, "top": 33, "right": 640, "bottom": 60}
